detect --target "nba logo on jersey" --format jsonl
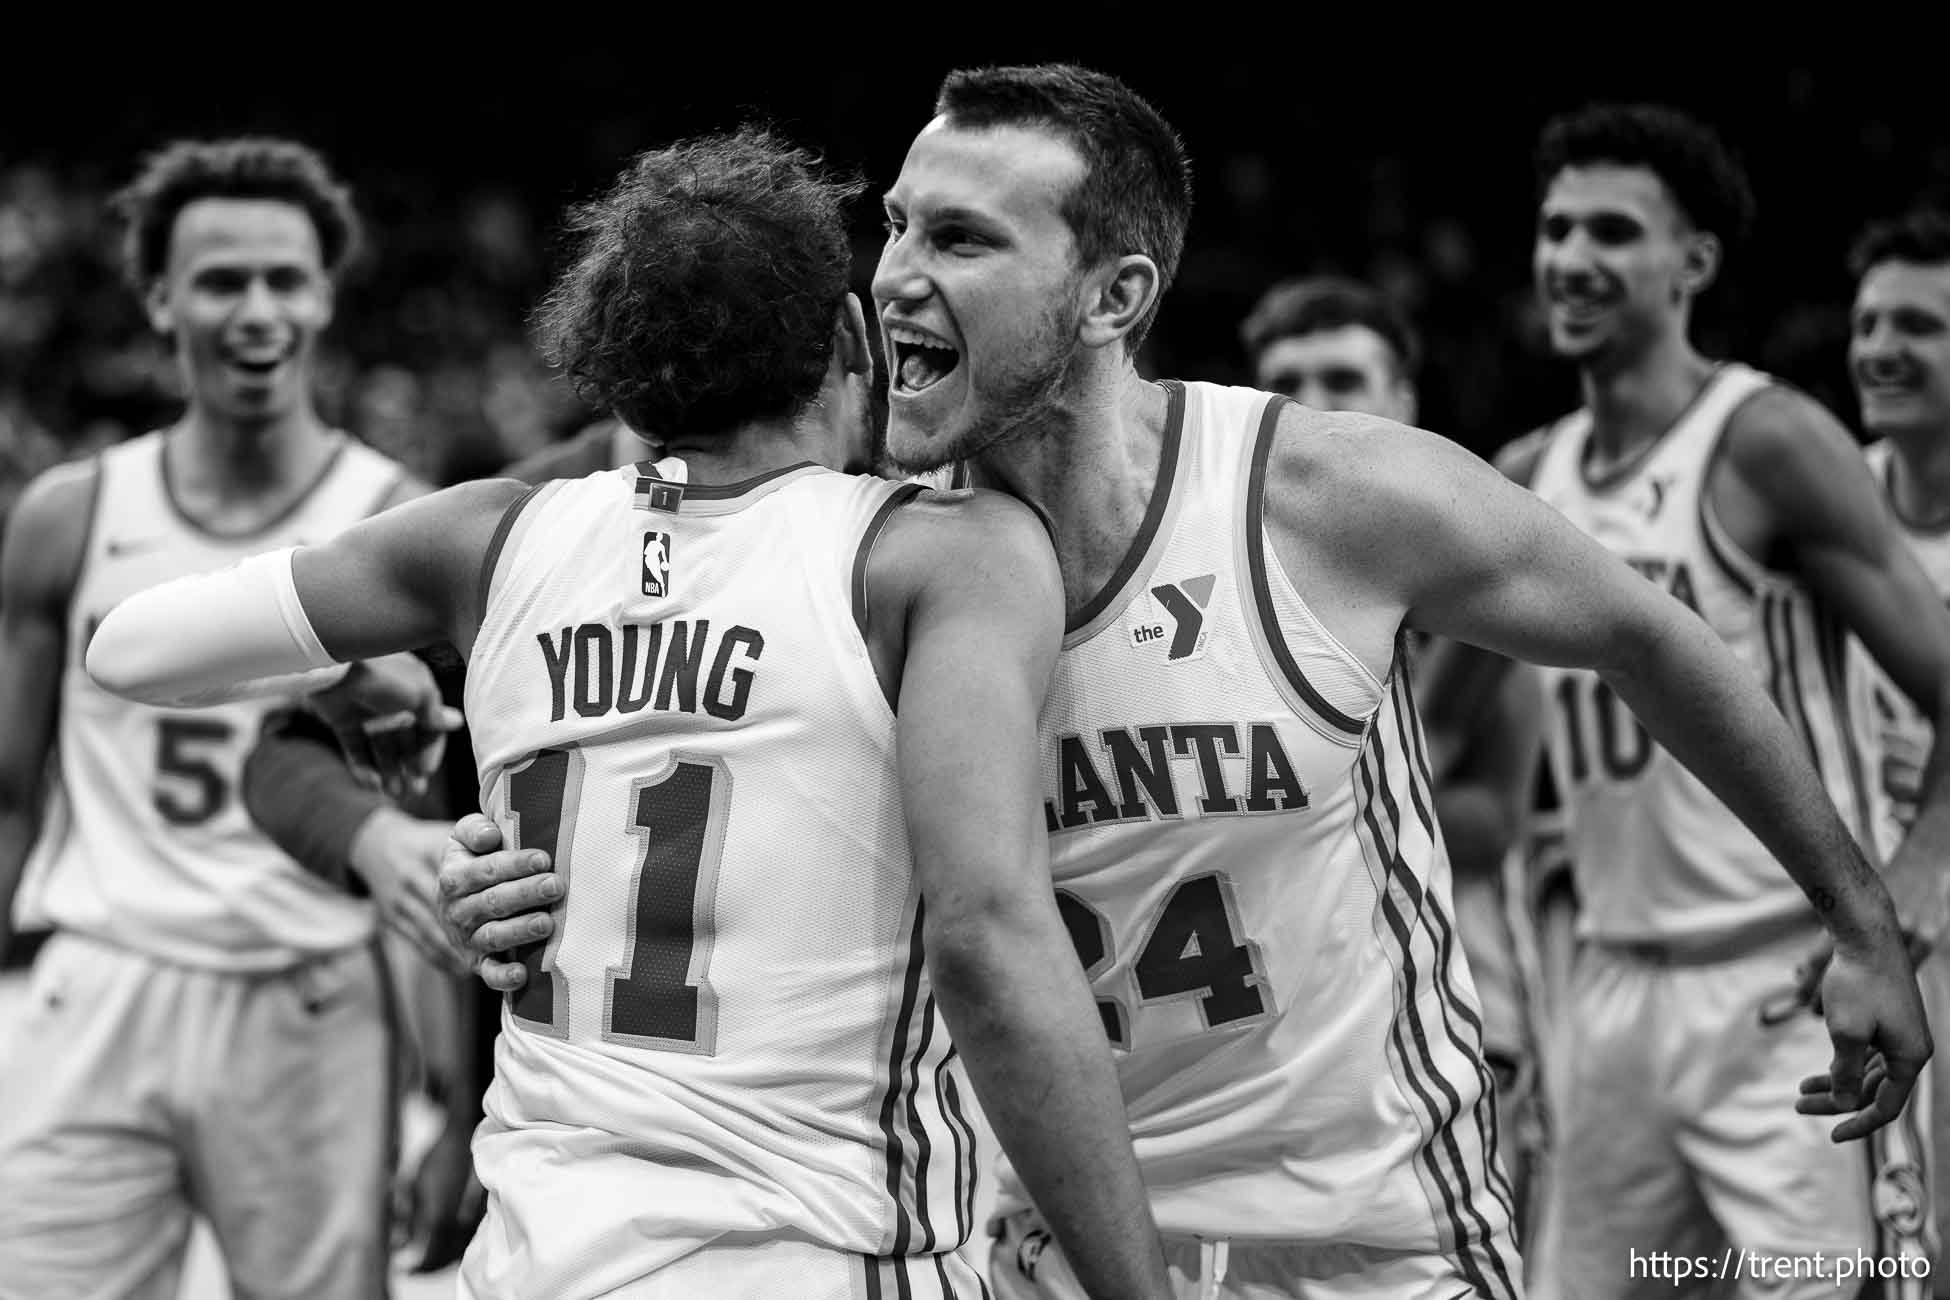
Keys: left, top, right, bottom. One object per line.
{"left": 641, "top": 531, "right": 672, "bottom": 597}
{"left": 1129, "top": 574, "right": 1214, "bottom": 662}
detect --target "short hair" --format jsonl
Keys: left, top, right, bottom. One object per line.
{"left": 935, "top": 63, "right": 1192, "bottom": 353}
{"left": 113, "top": 137, "right": 362, "bottom": 291}
{"left": 532, "top": 126, "right": 866, "bottom": 442}
{"left": 1238, "top": 276, "right": 1420, "bottom": 376}
{"left": 1848, "top": 208, "right": 1950, "bottom": 280}
{"left": 1533, "top": 102, "right": 1755, "bottom": 252}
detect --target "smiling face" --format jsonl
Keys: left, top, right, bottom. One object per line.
{"left": 147, "top": 197, "right": 333, "bottom": 427}
{"left": 1533, "top": 163, "right": 1709, "bottom": 368}
{"left": 1852, "top": 259, "right": 1950, "bottom": 442}
{"left": 871, "top": 118, "right": 1093, "bottom": 473}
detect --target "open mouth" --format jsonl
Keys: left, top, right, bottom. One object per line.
{"left": 887, "top": 324, "right": 960, "bottom": 395}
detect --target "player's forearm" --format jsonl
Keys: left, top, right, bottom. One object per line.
{"left": 1604, "top": 607, "right": 1898, "bottom": 946}
{"left": 241, "top": 714, "right": 386, "bottom": 889}
{"left": 924, "top": 905, "right": 1171, "bottom": 1300}
{"left": 87, "top": 548, "right": 349, "bottom": 707}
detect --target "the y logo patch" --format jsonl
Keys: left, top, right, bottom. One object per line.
{"left": 1131, "top": 574, "right": 1215, "bottom": 661}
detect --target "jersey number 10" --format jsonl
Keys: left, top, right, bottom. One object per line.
{"left": 502, "top": 746, "right": 724, "bottom": 1054}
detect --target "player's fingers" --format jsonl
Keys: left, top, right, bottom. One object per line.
{"left": 438, "top": 847, "right": 549, "bottom": 904}
{"left": 449, "top": 813, "right": 503, "bottom": 853}
{"left": 470, "top": 912, "right": 554, "bottom": 957}
{"left": 477, "top": 956, "right": 528, "bottom": 992}
{"left": 446, "top": 873, "right": 559, "bottom": 936}
{"left": 1831, "top": 1071, "right": 1917, "bottom": 1142}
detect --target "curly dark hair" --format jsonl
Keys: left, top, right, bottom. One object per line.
{"left": 1534, "top": 102, "right": 1756, "bottom": 253}
{"left": 532, "top": 127, "right": 866, "bottom": 443}
{"left": 113, "top": 137, "right": 362, "bottom": 291}
{"left": 1849, "top": 207, "right": 1950, "bottom": 279}
{"left": 935, "top": 63, "right": 1192, "bottom": 354}
{"left": 1239, "top": 275, "right": 1420, "bottom": 377}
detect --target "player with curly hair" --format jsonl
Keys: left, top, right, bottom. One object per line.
{"left": 86, "top": 125, "right": 1174, "bottom": 1300}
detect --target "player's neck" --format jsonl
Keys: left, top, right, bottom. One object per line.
{"left": 662, "top": 416, "right": 822, "bottom": 485}
{"left": 1579, "top": 333, "right": 1716, "bottom": 466}
{"left": 1885, "top": 428, "right": 1950, "bottom": 528}
{"left": 168, "top": 403, "right": 338, "bottom": 524}
{"left": 971, "top": 366, "right": 1169, "bottom": 624}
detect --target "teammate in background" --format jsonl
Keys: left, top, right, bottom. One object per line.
{"left": 1241, "top": 272, "right": 1551, "bottom": 1237}
{"left": 1238, "top": 273, "right": 1420, "bottom": 423}
{"left": 0, "top": 138, "right": 454, "bottom": 1300}
{"left": 1504, "top": 103, "right": 1950, "bottom": 1297}
{"left": 437, "top": 65, "right": 1928, "bottom": 1300}
{"left": 1848, "top": 206, "right": 1950, "bottom": 1296}
{"left": 91, "top": 126, "right": 1171, "bottom": 1300}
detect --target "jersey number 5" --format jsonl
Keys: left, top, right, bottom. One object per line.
{"left": 503, "top": 746, "right": 725, "bottom": 1054}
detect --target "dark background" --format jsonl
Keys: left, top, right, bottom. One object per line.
{"left": 4, "top": 26, "right": 1946, "bottom": 492}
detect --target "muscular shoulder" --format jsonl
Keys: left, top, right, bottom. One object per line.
{"left": 1263, "top": 405, "right": 1491, "bottom": 558}
{"left": 1261, "top": 403, "right": 1538, "bottom": 627}
{"left": 2, "top": 456, "right": 100, "bottom": 610}
{"left": 871, "top": 487, "right": 1061, "bottom": 624}
{"left": 1716, "top": 382, "right": 1873, "bottom": 521}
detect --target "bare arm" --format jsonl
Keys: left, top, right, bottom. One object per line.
{"left": 877, "top": 491, "right": 1170, "bottom": 1300}
{"left": 1273, "top": 409, "right": 1926, "bottom": 1139}
{"left": 0, "top": 462, "right": 95, "bottom": 961}
{"left": 1715, "top": 390, "right": 1950, "bottom": 952}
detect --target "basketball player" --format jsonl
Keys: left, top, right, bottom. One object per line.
{"left": 88, "top": 127, "right": 1172, "bottom": 1300}
{"left": 1241, "top": 273, "right": 1552, "bottom": 1239}
{"left": 1849, "top": 206, "right": 1950, "bottom": 1296}
{"left": 1238, "top": 273, "right": 1421, "bottom": 422}
{"left": 437, "top": 65, "right": 1928, "bottom": 1300}
{"left": 1508, "top": 105, "right": 1950, "bottom": 1297}
{"left": 0, "top": 138, "right": 448, "bottom": 1300}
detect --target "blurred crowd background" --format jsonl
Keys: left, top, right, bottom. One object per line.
{"left": 5, "top": 31, "right": 1947, "bottom": 512}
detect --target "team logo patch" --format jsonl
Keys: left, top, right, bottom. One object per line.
{"left": 641, "top": 531, "right": 672, "bottom": 597}
{"left": 1130, "top": 574, "right": 1215, "bottom": 661}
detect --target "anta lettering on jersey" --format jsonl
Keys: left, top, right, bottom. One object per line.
{"left": 1043, "top": 722, "right": 1308, "bottom": 833}
{"left": 537, "top": 619, "right": 764, "bottom": 723}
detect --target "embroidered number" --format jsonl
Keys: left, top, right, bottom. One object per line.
{"left": 504, "top": 748, "right": 723, "bottom": 1053}
{"left": 1554, "top": 676, "right": 1652, "bottom": 784}
{"left": 153, "top": 717, "right": 234, "bottom": 825}
{"left": 1060, "top": 872, "right": 1269, "bottom": 1049}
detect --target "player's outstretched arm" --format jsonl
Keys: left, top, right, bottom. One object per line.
{"left": 877, "top": 491, "right": 1172, "bottom": 1300}
{"left": 0, "top": 462, "right": 95, "bottom": 962}
{"left": 1270, "top": 408, "right": 1927, "bottom": 1142}
{"left": 88, "top": 478, "right": 526, "bottom": 705}
{"left": 1715, "top": 389, "right": 1950, "bottom": 957}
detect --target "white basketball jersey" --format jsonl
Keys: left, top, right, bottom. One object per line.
{"left": 1858, "top": 439, "right": 1950, "bottom": 852}
{"left": 1530, "top": 365, "right": 1883, "bottom": 943}
{"left": 462, "top": 459, "right": 980, "bottom": 1299}
{"left": 992, "top": 382, "right": 1519, "bottom": 1296}
{"left": 31, "top": 431, "right": 404, "bottom": 970}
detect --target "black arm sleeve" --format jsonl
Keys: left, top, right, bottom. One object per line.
{"left": 241, "top": 709, "right": 388, "bottom": 893}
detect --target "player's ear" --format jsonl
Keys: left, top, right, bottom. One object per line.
{"left": 145, "top": 278, "right": 174, "bottom": 335}
{"left": 1079, "top": 254, "right": 1160, "bottom": 351}
{"left": 1678, "top": 230, "right": 1721, "bottom": 300}
{"left": 834, "top": 294, "right": 873, "bottom": 378}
